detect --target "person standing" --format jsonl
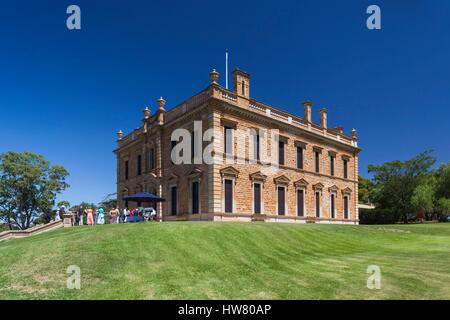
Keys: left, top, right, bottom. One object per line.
{"left": 86, "top": 207, "right": 94, "bottom": 225}
{"left": 109, "top": 207, "right": 119, "bottom": 224}
{"left": 77, "top": 206, "right": 84, "bottom": 226}
{"left": 97, "top": 208, "right": 105, "bottom": 225}
{"left": 59, "top": 205, "right": 66, "bottom": 220}
{"left": 121, "top": 207, "right": 128, "bottom": 223}
{"left": 93, "top": 209, "right": 98, "bottom": 225}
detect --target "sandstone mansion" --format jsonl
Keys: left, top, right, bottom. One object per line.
{"left": 114, "top": 68, "right": 361, "bottom": 224}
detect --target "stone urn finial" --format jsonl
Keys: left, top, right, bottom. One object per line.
{"left": 210, "top": 69, "right": 219, "bottom": 84}
{"left": 117, "top": 130, "right": 124, "bottom": 140}
{"left": 351, "top": 128, "right": 358, "bottom": 140}
{"left": 143, "top": 106, "right": 151, "bottom": 119}
{"left": 157, "top": 97, "right": 166, "bottom": 111}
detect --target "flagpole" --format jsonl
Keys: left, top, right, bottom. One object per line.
{"left": 225, "top": 50, "right": 229, "bottom": 90}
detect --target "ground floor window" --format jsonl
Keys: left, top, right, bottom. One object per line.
{"left": 315, "top": 192, "right": 321, "bottom": 217}
{"left": 192, "top": 181, "right": 199, "bottom": 214}
{"left": 344, "top": 195, "right": 349, "bottom": 219}
{"left": 277, "top": 186, "right": 286, "bottom": 215}
{"left": 170, "top": 186, "right": 177, "bottom": 216}
{"left": 297, "top": 189, "right": 304, "bottom": 217}
{"left": 330, "top": 193, "right": 336, "bottom": 219}
{"left": 224, "top": 179, "right": 233, "bottom": 213}
{"left": 254, "top": 183, "right": 261, "bottom": 214}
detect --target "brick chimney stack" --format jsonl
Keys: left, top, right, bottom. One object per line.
{"left": 319, "top": 108, "right": 328, "bottom": 129}
{"left": 303, "top": 101, "right": 312, "bottom": 123}
{"left": 232, "top": 69, "right": 250, "bottom": 98}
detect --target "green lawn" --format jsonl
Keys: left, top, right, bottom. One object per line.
{"left": 0, "top": 222, "right": 450, "bottom": 299}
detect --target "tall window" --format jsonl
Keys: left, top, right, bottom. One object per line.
{"left": 330, "top": 194, "right": 336, "bottom": 218}
{"left": 125, "top": 160, "right": 129, "bottom": 180}
{"left": 149, "top": 148, "right": 155, "bottom": 170}
{"left": 225, "top": 179, "right": 233, "bottom": 213}
{"left": 315, "top": 151, "right": 320, "bottom": 173}
{"left": 330, "top": 155, "right": 335, "bottom": 176}
{"left": 171, "top": 186, "right": 177, "bottom": 216}
{"left": 278, "top": 141, "right": 285, "bottom": 165}
{"left": 137, "top": 155, "right": 142, "bottom": 176}
{"left": 315, "top": 192, "right": 321, "bottom": 217}
{"left": 253, "top": 133, "right": 260, "bottom": 161}
{"left": 277, "top": 186, "right": 285, "bottom": 215}
{"left": 343, "top": 159, "right": 348, "bottom": 179}
{"left": 344, "top": 195, "right": 349, "bottom": 219}
{"left": 191, "top": 131, "right": 195, "bottom": 163}
{"left": 171, "top": 140, "right": 177, "bottom": 164}
{"left": 241, "top": 80, "right": 245, "bottom": 96}
{"left": 297, "top": 189, "right": 304, "bottom": 217}
{"left": 224, "top": 126, "right": 233, "bottom": 155}
{"left": 254, "top": 183, "right": 261, "bottom": 214}
{"left": 297, "top": 147, "right": 303, "bottom": 169}
{"left": 192, "top": 181, "right": 199, "bottom": 214}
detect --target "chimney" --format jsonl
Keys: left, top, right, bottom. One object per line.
{"left": 232, "top": 69, "right": 250, "bottom": 98}
{"left": 303, "top": 101, "right": 312, "bottom": 123}
{"left": 319, "top": 108, "right": 328, "bottom": 129}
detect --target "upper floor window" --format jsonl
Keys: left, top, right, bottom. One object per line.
{"left": 315, "top": 151, "right": 320, "bottom": 173}
{"left": 124, "top": 160, "right": 129, "bottom": 180}
{"left": 330, "top": 155, "right": 335, "bottom": 176}
{"left": 253, "top": 132, "right": 260, "bottom": 161}
{"left": 343, "top": 159, "right": 349, "bottom": 179}
{"left": 241, "top": 81, "right": 245, "bottom": 96}
{"left": 297, "top": 146, "right": 303, "bottom": 169}
{"left": 171, "top": 140, "right": 177, "bottom": 164}
{"left": 224, "top": 126, "right": 233, "bottom": 155}
{"left": 137, "top": 155, "right": 142, "bottom": 176}
{"left": 278, "top": 141, "right": 285, "bottom": 165}
{"left": 149, "top": 148, "right": 155, "bottom": 170}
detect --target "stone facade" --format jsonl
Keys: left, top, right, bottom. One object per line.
{"left": 115, "top": 68, "right": 361, "bottom": 224}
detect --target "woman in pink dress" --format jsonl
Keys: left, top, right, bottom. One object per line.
{"left": 86, "top": 207, "right": 94, "bottom": 225}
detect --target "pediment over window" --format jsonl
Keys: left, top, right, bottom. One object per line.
{"left": 187, "top": 167, "right": 203, "bottom": 178}
{"left": 294, "top": 178, "right": 309, "bottom": 188}
{"left": 220, "top": 166, "right": 240, "bottom": 178}
{"left": 169, "top": 172, "right": 180, "bottom": 181}
{"left": 341, "top": 187, "right": 352, "bottom": 195}
{"left": 328, "top": 185, "right": 339, "bottom": 193}
{"left": 274, "top": 174, "right": 291, "bottom": 185}
{"left": 313, "top": 182, "right": 324, "bottom": 190}
{"left": 249, "top": 171, "right": 267, "bottom": 182}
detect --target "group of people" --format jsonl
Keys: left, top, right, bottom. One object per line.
{"left": 68, "top": 205, "right": 157, "bottom": 226}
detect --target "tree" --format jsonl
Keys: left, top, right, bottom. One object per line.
{"left": 358, "top": 176, "right": 374, "bottom": 204}
{"left": 0, "top": 152, "right": 69, "bottom": 230}
{"left": 57, "top": 200, "right": 71, "bottom": 209}
{"left": 411, "top": 178, "right": 436, "bottom": 220}
{"left": 98, "top": 198, "right": 117, "bottom": 212}
{"left": 368, "top": 151, "right": 436, "bottom": 223}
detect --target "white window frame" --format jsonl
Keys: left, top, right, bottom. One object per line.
{"left": 252, "top": 181, "right": 264, "bottom": 214}
{"left": 315, "top": 190, "right": 322, "bottom": 218}
{"left": 189, "top": 178, "right": 201, "bottom": 214}
{"left": 276, "top": 185, "right": 288, "bottom": 216}
{"left": 330, "top": 192, "right": 337, "bottom": 219}
{"left": 296, "top": 187, "right": 306, "bottom": 217}
{"left": 222, "top": 177, "right": 236, "bottom": 214}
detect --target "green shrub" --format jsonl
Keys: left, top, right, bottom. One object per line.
{"left": 359, "top": 208, "right": 402, "bottom": 224}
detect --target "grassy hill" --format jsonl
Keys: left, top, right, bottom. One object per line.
{"left": 1, "top": 222, "right": 450, "bottom": 300}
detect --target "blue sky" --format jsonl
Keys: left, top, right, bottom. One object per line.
{"left": 0, "top": 0, "right": 449, "bottom": 206}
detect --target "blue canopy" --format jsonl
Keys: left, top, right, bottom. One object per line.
{"left": 123, "top": 192, "right": 165, "bottom": 202}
